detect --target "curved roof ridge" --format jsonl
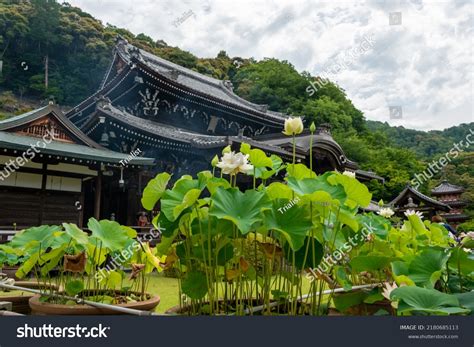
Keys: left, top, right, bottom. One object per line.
{"left": 389, "top": 184, "right": 451, "bottom": 211}
{"left": 115, "top": 39, "right": 287, "bottom": 121}
{"left": 432, "top": 180, "right": 465, "bottom": 194}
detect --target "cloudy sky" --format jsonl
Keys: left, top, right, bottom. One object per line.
{"left": 69, "top": 0, "right": 473, "bottom": 131}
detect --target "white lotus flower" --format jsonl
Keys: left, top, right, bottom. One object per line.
{"left": 342, "top": 170, "right": 356, "bottom": 178}
{"left": 404, "top": 209, "right": 423, "bottom": 219}
{"left": 378, "top": 207, "right": 395, "bottom": 219}
{"left": 216, "top": 151, "right": 253, "bottom": 175}
{"left": 466, "top": 231, "right": 474, "bottom": 240}
{"left": 282, "top": 117, "right": 304, "bottom": 136}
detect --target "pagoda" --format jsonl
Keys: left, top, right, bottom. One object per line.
{"left": 431, "top": 180, "right": 469, "bottom": 227}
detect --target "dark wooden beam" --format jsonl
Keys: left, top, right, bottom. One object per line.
{"left": 94, "top": 171, "right": 102, "bottom": 220}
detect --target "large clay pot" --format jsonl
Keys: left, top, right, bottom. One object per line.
{"left": 0, "top": 281, "right": 56, "bottom": 314}
{"left": 29, "top": 290, "right": 160, "bottom": 315}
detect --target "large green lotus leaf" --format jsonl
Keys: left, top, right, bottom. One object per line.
{"left": 286, "top": 164, "right": 316, "bottom": 180}
{"left": 333, "top": 291, "right": 367, "bottom": 312}
{"left": 85, "top": 238, "right": 108, "bottom": 269}
{"left": 209, "top": 188, "right": 271, "bottom": 234}
{"left": 65, "top": 279, "right": 84, "bottom": 296}
{"left": 266, "top": 182, "right": 293, "bottom": 200}
{"left": 9, "top": 225, "right": 64, "bottom": 253}
{"left": 191, "top": 209, "right": 234, "bottom": 238}
{"left": 391, "top": 286, "right": 469, "bottom": 315}
{"left": 62, "top": 223, "right": 89, "bottom": 245}
{"left": 163, "top": 188, "right": 201, "bottom": 222}
{"left": 206, "top": 177, "right": 231, "bottom": 195}
{"left": 141, "top": 172, "right": 171, "bottom": 210}
{"left": 161, "top": 176, "right": 203, "bottom": 222}
{"left": 40, "top": 246, "right": 68, "bottom": 276}
{"left": 16, "top": 252, "right": 40, "bottom": 279}
{"left": 105, "top": 270, "right": 122, "bottom": 290}
{"left": 254, "top": 154, "right": 285, "bottom": 179}
{"left": 284, "top": 236, "right": 323, "bottom": 269}
{"left": 155, "top": 228, "right": 179, "bottom": 257}
{"left": 350, "top": 255, "right": 392, "bottom": 272}
{"left": 182, "top": 270, "right": 208, "bottom": 300}
{"left": 152, "top": 212, "right": 179, "bottom": 238}
{"left": 448, "top": 248, "right": 474, "bottom": 276}
{"left": 263, "top": 199, "right": 312, "bottom": 251}
{"left": 408, "top": 248, "right": 450, "bottom": 288}
{"left": 334, "top": 207, "right": 359, "bottom": 232}
{"left": 356, "top": 214, "right": 391, "bottom": 239}
{"left": 287, "top": 176, "right": 346, "bottom": 202}
{"left": 406, "top": 214, "right": 428, "bottom": 235}
{"left": 87, "top": 218, "right": 130, "bottom": 252}
{"left": 327, "top": 173, "right": 371, "bottom": 208}
{"left": 240, "top": 142, "right": 251, "bottom": 154}
{"left": 455, "top": 291, "right": 474, "bottom": 314}
{"left": 216, "top": 242, "right": 234, "bottom": 266}
{"left": 249, "top": 148, "right": 273, "bottom": 168}
{"left": 0, "top": 244, "right": 24, "bottom": 257}
{"left": 393, "top": 249, "right": 450, "bottom": 288}
{"left": 427, "top": 222, "right": 451, "bottom": 247}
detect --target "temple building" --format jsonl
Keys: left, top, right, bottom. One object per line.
{"left": 389, "top": 184, "right": 451, "bottom": 219}
{"left": 0, "top": 104, "right": 153, "bottom": 228}
{"left": 431, "top": 180, "right": 469, "bottom": 227}
{"left": 2, "top": 37, "right": 382, "bottom": 227}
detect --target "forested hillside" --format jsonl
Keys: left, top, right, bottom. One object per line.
{"left": 0, "top": 0, "right": 472, "bottom": 223}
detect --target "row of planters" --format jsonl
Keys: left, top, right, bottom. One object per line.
{"left": 138, "top": 118, "right": 474, "bottom": 316}
{"left": 0, "top": 219, "right": 162, "bottom": 315}
{"left": 1, "top": 118, "right": 473, "bottom": 315}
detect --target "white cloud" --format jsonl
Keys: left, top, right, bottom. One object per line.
{"left": 69, "top": 0, "right": 473, "bottom": 130}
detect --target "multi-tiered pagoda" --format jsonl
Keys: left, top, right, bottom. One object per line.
{"left": 431, "top": 180, "right": 469, "bottom": 227}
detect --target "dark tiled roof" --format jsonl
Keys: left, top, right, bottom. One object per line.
{"left": 355, "top": 169, "right": 385, "bottom": 182}
{"left": 115, "top": 38, "right": 287, "bottom": 123}
{"left": 0, "top": 105, "right": 101, "bottom": 148}
{"left": 389, "top": 184, "right": 451, "bottom": 212}
{"left": 95, "top": 104, "right": 229, "bottom": 148}
{"left": 0, "top": 105, "right": 154, "bottom": 166}
{"left": 432, "top": 180, "right": 465, "bottom": 195}
{"left": 0, "top": 131, "right": 154, "bottom": 166}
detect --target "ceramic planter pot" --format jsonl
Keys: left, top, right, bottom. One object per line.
{"left": 29, "top": 290, "right": 160, "bottom": 315}
{"left": 0, "top": 281, "right": 57, "bottom": 314}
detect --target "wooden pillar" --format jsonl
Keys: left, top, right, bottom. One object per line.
{"left": 38, "top": 162, "right": 47, "bottom": 225}
{"left": 94, "top": 171, "right": 102, "bottom": 220}
{"left": 126, "top": 170, "right": 138, "bottom": 226}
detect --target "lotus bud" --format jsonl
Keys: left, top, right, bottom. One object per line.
{"left": 378, "top": 199, "right": 384, "bottom": 207}
{"left": 222, "top": 145, "right": 231, "bottom": 154}
{"left": 282, "top": 117, "right": 304, "bottom": 136}
{"left": 211, "top": 155, "right": 219, "bottom": 167}
{"left": 309, "top": 122, "right": 316, "bottom": 133}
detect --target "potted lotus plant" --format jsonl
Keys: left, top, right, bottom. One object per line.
{"left": 2, "top": 219, "right": 162, "bottom": 315}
